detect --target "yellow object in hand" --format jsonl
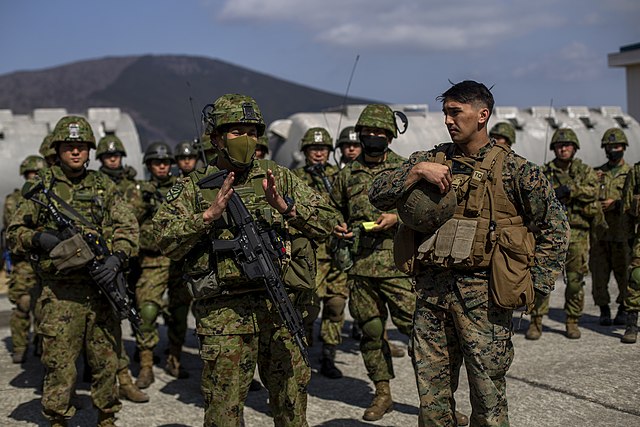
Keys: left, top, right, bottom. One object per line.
{"left": 362, "top": 221, "right": 377, "bottom": 232}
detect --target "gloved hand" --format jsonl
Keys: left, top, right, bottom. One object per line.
{"left": 32, "top": 231, "right": 61, "bottom": 252}
{"left": 90, "top": 254, "right": 122, "bottom": 285}
{"left": 554, "top": 184, "right": 571, "bottom": 202}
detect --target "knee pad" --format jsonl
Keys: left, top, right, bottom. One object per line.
{"left": 361, "top": 317, "right": 384, "bottom": 341}
{"left": 324, "top": 296, "right": 346, "bottom": 322}
{"left": 16, "top": 294, "right": 31, "bottom": 314}
{"left": 140, "top": 302, "right": 159, "bottom": 333}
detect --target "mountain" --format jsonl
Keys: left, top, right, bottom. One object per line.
{"left": 0, "top": 54, "right": 373, "bottom": 148}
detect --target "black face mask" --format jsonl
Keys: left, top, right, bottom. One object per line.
{"left": 360, "top": 135, "right": 388, "bottom": 157}
{"left": 606, "top": 150, "right": 624, "bottom": 162}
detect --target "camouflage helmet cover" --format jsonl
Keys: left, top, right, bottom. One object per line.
{"left": 550, "top": 127, "right": 580, "bottom": 150}
{"left": 489, "top": 122, "right": 516, "bottom": 146}
{"left": 20, "top": 155, "right": 46, "bottom": 176}
{"left": 337, "top": 126, "right": 360, "bottom": 147}
{"left": 202, "top": 94, "right": 266, "bottom": 137}
{"left": 300, "top": 127, "right": 333, "bottom": 151}
{"left": 256, "top": 135, "right": 269, "bottom": 152}
{"left": 175, "top": 140, "right": 197, "bottom": 158}
{"left": 143, "top": 141, "right": 175, "bottom": 163}
{"left": 39, "top": 134, "right": 56, "bottom": 158}
{"left": 397, "top": 181, "right": 457, "bottom": 234}
{"left": 50, "top": 115, "right": 96, "bottom": 149}
{"left": 601, "top": 128, "right": 628, "bottom": 147}
{"left": 95, "top": 135, "right": 127, "bottom": 159}
{"left": 355, "top": 104, "right": 398, "bottom": 138}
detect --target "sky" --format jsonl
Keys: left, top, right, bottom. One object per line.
{"left": 1, "top": 0, "right": 639, "bottom": 113}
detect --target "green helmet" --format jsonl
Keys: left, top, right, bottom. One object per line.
{"left": 50, "top": 115, "right": 96, "bottom": 149}
{"left": 256, "top": 135, "right": 269, "bottom": 153}
{"left": 337, "top": 126, "right": 359, "bottom": 147}
{"left": 175, "top": 140, "right": 197, "bottom": 159}
{"left": 550, "top": 128, "right": 579, "bottom": 150}
{"left": 20, "top": 155, "right": 46, "bottom": 176}
{"left": 143, "top": 141, "right": 174, "bottom": 163}
{"left": 202, "top": 94, "right": 265, "bottom": 137}
{"left": 355, "top": 104, "right": 407, "bottom": 139}
{"left": 39, "top": 134, "right": 56, "bottom": 158}
{"left": 489, "top": 122, "right": 516, "bottom": 146}
{"left": 95, "top": 135, "right": 127, "bottom": 159}
{"left": 601, "top": 128, "right": 628, "bottom": 147}
{"left": 397, "top": 181, "right": 457, "bottom": 234}
{"left": 300, "top": 127, "right": 333, "bottom": 151}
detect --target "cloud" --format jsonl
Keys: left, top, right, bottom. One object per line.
{"left": 513, "top": 42, "right": 603, "bottom": 82}
{"left": 215, "top": 0, "right": 566, "bottom": 52}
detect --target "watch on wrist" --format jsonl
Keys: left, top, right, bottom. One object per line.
{"left": 282, "top": 196, "right": 295, "bottom": 216}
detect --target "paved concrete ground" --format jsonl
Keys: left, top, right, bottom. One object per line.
{"left": 1, "top": 276, "right": 639, "bottom": 426}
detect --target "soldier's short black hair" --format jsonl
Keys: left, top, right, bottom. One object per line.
{"left": 437, "top": 80, "right": 495, "bottom": 115}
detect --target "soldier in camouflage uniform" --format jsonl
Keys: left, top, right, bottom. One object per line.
{"left": 255, "top": 135, "right": 269, "bottom": 159}
{"left": 336, "top": 126, "right": 362, "bottom": 167}
{"left": 527, "top": 128, "right": 599, "bottom": 340}
{"left": 95, "top": 135, "right": 149, "bottom": 403}
{"left": 369, "top": 81, "right": 569, "bottom": 426}
{"left": 4, "top": 155, "right": 46, "bottom": 364}
{"left": 134, "top": 141, "right": 186, "bottom": 388}
{"left": 293, "top": 127, "right": 349, "bottom": 379}
{"left": 153, "top": 94, "right": 339, "bottom": 427}
{"left": 330, "top": 104, "right": 419, "bottom": 422}
{"left": 590, "top": 128, "right": 632, "bottom": 326}
{"left": 39, "top": 133, "right": 57, "bottom": 167}
{"left": 489, "top": 121, "right": 516, "bottom": 148}
{"left": 7, "top": 116, "right": 139, "bottom": 427}
{"left": 175, "top": 139, "right": 200, "bottom": 176}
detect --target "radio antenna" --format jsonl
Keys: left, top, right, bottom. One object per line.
{"left": 333, "top": 54, "right": 360, "bottom": 168}
{"left": 186, "top": 81, "right": 206, "bottom": 165}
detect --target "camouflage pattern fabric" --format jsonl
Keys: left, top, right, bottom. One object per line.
{"left": 369, "top": 141, "right": 568, "bottom": 425}
{"left": 589, "top": 161, "right": 632, "bottom": 307}
{"left": 99, "top": 165, "right": 145, "bottom": 220}
{"left": 622, "top": 162, "right": 640, "bottom": 312}
{"left": 153, "top": 159, "right": 338, "bottom": 427}
{"left": 6, "top": 165, "right": 138, "bottom": 422}
{"left": 8, "top": 259, "right": 41, "bottom": 353}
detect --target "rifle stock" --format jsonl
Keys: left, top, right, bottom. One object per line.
{"left": 197, "top": 170, "right": 310, "bottom": 366}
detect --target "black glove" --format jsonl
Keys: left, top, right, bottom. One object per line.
{"left": 32, "top": 231, "right": 61, "bottom": 252}
{"left": 554, "top": 184, "right": 571, "bottom": 202}
{"left": 90, "top": 254, "right": 122, "bottom": 285}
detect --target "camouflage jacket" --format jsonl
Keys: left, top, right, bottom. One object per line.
{"left": 594, "top": 161, "right": 632, "bottom": 242}
{"left": 369, "top": 141, "right": 569, "bottom": 295}
{"left": 543, "top": 157, "right": 599, "bottom": 230}
{"left": 137, "top": 175, "right": 177, "bottom": 253}
{"left": 6, "top": 165, "right": 138, "bottom": 282}
{"left": 623, "top": 162, "right": 640, "bottom": 264}
{"left": 100, "top": 166, "right": 145, "bottom": 221}
{"left": 330, "top": 150, "right": 405, "bottom": 278}
{"left": 3, "top": 189, "right": 21, "bottom": 230}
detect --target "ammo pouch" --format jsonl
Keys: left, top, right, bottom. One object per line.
{"left": 490, "top": 226, "right": 535, "bottom": 312}
{"left": 282, "top": 235, "right": 317, "bottom": 292}
{"left": 49, "top": 233, "right": 95, "bottom": 272}
{"left": 330, "top": 235, "right": 354, "bottom": 272}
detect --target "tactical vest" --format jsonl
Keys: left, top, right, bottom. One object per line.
{"left": 138, "top": 176, "right": 176, "bottom": 253}
{"left": 184, "top": 160, "right": 316, "bottom": 296}
{"left": 416, "top": 144, "right": 532, "bottom": 270}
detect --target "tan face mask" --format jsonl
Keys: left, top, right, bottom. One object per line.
{"left": 222, "top": 135, "right": 257, "bottom": 169}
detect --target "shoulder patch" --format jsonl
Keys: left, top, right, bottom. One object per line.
{"left": 165, "top": 181, "right": 184, "bottom": 203}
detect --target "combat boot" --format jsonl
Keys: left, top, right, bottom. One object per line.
{"left": 165, "top": 353, "right": 189, "bottom": 379}
{"left": 456, "top": 410, "right": 469, "bottom": 426}
{"left": 117, "top": 369, "right": 149, "bottom": 403}
{"left": 389, "top": 342, "right": 405, "bottom": 358}
{"left": 351, "top": 323, "right": 362, "bottom": 341}
{"left": 565, "top": 317, "right": 581, "bottom": 339}
{"left": 613, "top": 305, "right": 627, "bottom": 326}
{"left": 12, "top": 348, "right": 26, "bottom": 364}
{"left": 525, "top": 316, "right": 542, "bottom": 340}
{"left": 363, "top": 380, "right": 393, "bottom": 421}
{"left": 136, "top": 350, "right": 155, "bottom": 389}
{"left": 319, "top": 345, "right": 343, "bottom": 379}
{"left": 621, "top": 312, "right": 638, "bottom": 344}
{"left": 599, "top": 305, "right": 612, "bottom": 326}
{"left": 97, "top": 411, "right": 117, "bottom": 427}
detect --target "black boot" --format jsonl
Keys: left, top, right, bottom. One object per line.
{"left": 621, "top": 312, "right": 638, "bottom": 344}
{"left": 613, "top": 306, "right": 627, "bottom": 325}
{"left": 351, "top": 323, "right": 362, "bottom": 341}
{"left": 319, "top": 345, "right": 343, "bottom": 379}
{"left": 599, "top": 305, "right": 612, "bottom": 326}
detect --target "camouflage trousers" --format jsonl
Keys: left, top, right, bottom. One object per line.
{"left": 165, "top": 268, "right": 193, "bottom": 351}
{"left": 413, "top": 272, "right": 514, "bottom": 427}
{"left": 317, "top": 259, "right": 349, "bottom": 346}
{"left": 589, "top": 239, "right": 630, "bottom": 306}
{"left": 531, "top": 228, "right": 589, "bottom": 318}
{"left": 37, "top": 281, "right": 121, "bottom": 421}
{"left": 135, "top": 254, "right": 171, "bottom": 350}
{"left": 348, "top": 275, "right": 415, "bottom": 382}
{"left": 8, "top": 260, "right": 41, "bottom": 352}
{"left": 195, "top": 293, "right": 310, "bottom": 427}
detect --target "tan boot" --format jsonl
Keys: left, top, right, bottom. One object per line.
{"left": 118, "top": 369, "right": 149, "bottom": 403}
{"left": 525, "top": 316, "right": 543, "bottom": 340}
{"left": 621, "top": 312, "right": 638, "bottom": 344}
{"left": 97, "top": 411, "right": 117, "bottom": 427}
{"left": 363, "top": 381, "right": 393, "bottom": 421}
{"left": 565, "top": 317, "right": 581, "bottom": 339}
{"left": 456, "top": 410, "right": 469, "bottom": 426}
{"left": 12, "top": 347, "right": 26, "bottom": 364}
{"left": 135, "top": 350, "right": 155, "bottom": 389}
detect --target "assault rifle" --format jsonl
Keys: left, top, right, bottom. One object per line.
{"left": 197, "top": 170, "right": 309, "bottom": 366}
{"left": 23, "top": 182, "right": 143, "bottom": 336}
